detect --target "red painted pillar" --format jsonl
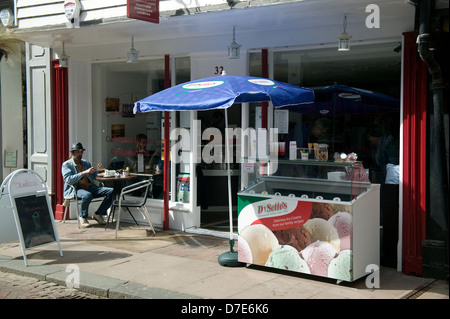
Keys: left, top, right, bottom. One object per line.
{"left": 51, "top": 59, "right": 69, "bottom": 220}
{"left": 163, "top": 54, "right": 170, "bottom": 230}
{"left": 401, "top": 31, "right": 427, "bottom": 275}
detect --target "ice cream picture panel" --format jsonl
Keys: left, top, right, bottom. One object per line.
{"left": 238, "top": 178, "right": 380, "bottom": 282}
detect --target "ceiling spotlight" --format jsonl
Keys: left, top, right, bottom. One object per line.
{"left": 338, "top": 15, "right": 352, "bottom": 52}
{"left": 127, "top": 36, "right": 139, "bottom": 63}
{"left": 228, "top": 26, "right": 241, "bottom": 59}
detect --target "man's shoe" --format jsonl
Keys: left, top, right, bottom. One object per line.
{"left": 93, "top": 214, "right": 106, "bottom": 225}
{"left": 79, "top": 217, "right": 90, "bottom": 228}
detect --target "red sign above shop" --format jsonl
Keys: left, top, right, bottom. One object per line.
{"left": 127, "top": 0, "right": 159, "bottom": 24}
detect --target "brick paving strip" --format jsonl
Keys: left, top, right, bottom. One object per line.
{"left": 0, "top": 270, "right": 105, "bottom": 299}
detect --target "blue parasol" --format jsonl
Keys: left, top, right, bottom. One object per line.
{"left": 314, "top": 83, "right": 399, "bottom": 114}
{"left": 133, "top": 75, "right": 314, "bottom": 113}
{"left": 283, "top": 83, "right": 399, "bottom": 115}
{"left": 134, "top": 74, "right": 314, "bottom": 266}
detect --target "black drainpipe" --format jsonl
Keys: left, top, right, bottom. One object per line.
{"left": 416, "top": 0, "right": 449, "bottom": 279}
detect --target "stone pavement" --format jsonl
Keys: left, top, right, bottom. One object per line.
{"left": 0, "top": 220, "right": 448, "bottom": 303}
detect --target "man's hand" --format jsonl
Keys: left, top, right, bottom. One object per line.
{"left": 97, "top": 163, "right": 104, "bottom": 171}
{"left": 83, "top": 167, "right": 95, "bottom": 175}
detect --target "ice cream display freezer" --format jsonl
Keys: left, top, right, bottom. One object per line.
{"left": 237, "top": 160, "right": 380, "bottom": 282}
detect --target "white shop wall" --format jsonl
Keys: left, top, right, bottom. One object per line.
{"left": 1, "top": 50, "right": 24, "bottom": 180}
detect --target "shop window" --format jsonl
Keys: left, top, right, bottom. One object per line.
{"left": 272, "top": 44, "right": 401, "bottom": 184}
{"left": 92, "top": 59, "right": 167, "bottom": 200}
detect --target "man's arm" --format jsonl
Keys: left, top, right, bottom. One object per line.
{"left": 62, "top": 162, "right": 82, "bottom": 186}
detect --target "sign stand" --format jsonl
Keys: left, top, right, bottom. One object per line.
{"left": 0, "top": 169, "right": 63, "bottom": 266}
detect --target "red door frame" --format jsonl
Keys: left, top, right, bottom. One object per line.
{"left": 401, "top": 31, "right": 428, "bottom": 275}
{"left": 51, "top": 59, "right": 69, "bottom": 220}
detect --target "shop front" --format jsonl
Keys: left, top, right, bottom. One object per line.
{"left": 83, "top": 42, "right": 405, "bottom": 272}
{"left": 10, "top": 0, "right": 440, "bottom": 275}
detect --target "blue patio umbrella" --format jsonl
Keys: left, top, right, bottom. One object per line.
{"left": 134, "top": 74, "right": 314, "bottom": 113}
{"left": 133, "top": 75, "right": 314, "bottom": 266}
{"left": 134, "top": 74, "right": 314, "bottom": 266}
{"left": 314, "top": 83, "right": 399, "bottom": 114}
{"left": 283, "top": 83, "right": 399, "bottom": 115}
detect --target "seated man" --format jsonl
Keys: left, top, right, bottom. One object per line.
{"left": 62, "top": 142, "right": 114, "bottom": 228}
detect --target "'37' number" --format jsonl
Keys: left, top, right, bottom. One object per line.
{"left": 214, "top": 66, "right": 224, "bottom": 75}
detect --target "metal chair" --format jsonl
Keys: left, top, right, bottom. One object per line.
{"left": 62, "top": 184, "right": 82, "bottom": 228}
{"left": 106, "top": 179, "right": 155, "bottom": 238}
{"left": 62, "top": 182, "right": 105, "bottom": 229}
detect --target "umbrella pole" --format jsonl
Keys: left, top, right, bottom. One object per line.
{"left": 218, "top": 108, "right": 243, "bottom": 267}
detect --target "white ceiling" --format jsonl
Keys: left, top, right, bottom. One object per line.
{"left": 13, "top": 0, "right": 416, "bottom": 61}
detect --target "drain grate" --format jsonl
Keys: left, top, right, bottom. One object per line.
{"left": 400, "top": 279, "right": 437, "bottom": 299}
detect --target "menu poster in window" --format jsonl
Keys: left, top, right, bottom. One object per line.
{"left": 255, "top": 106, "right": 262, "bottom": 129}
{"left": 274, "top": 109, "right": 289, "bottom": 134}
{"left": 112, "top": 124, "right": 125, "bottom": 138}
{"left": 122, "top": 104, "right": 135, "bottom": 117}
{"left": 106, "top": 98, "right": 120, "bottom": 112}
{"left": 14, "top": 194, "right": 56, "bottom": 249}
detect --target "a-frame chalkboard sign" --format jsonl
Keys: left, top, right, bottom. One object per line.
{"left": 0, "top": 169, "right": 63, "bottom": 266}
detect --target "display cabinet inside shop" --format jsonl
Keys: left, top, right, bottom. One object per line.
{"left": 238, "top": 159, "right": 380, "bottom": 282}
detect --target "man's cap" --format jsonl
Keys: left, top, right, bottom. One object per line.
{"left": 71, "top": 142, "right": 85, "bottom": 152}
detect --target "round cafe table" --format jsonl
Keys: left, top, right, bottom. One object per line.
{"left": 96, "top": 174, "right": 137, "bottom": 199}
{"left": 96, "top": 173, "right": 137, "bottom": 182}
